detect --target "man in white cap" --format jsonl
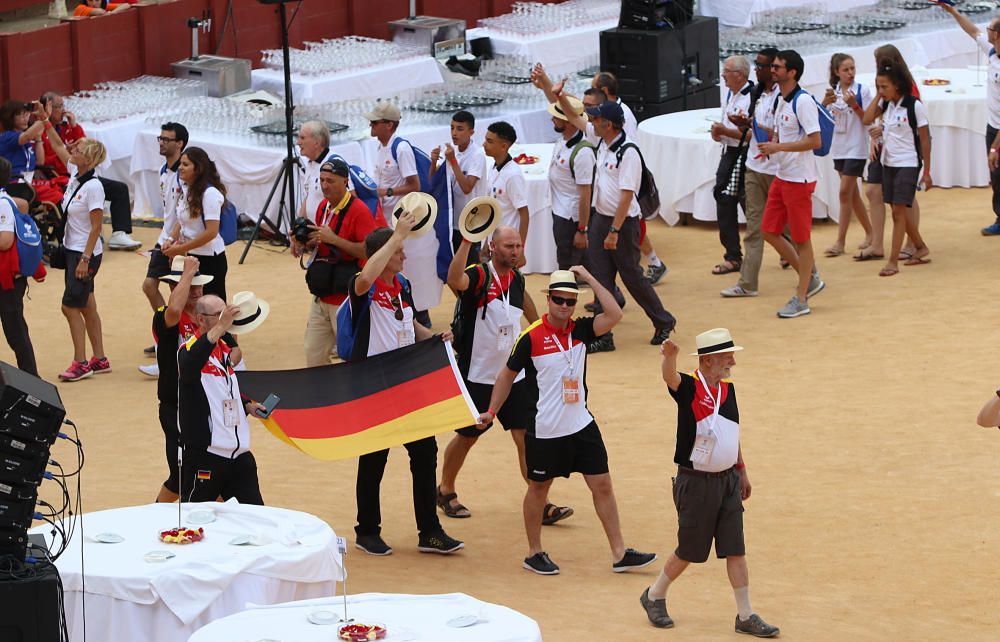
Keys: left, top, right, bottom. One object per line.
{"left": 547, "top": 97, "right": 595, "bottom": 273}
{"left": 177, "top": 292, "right": 267, "bottom": 504}
{"left": 477, "top": 266, "right": 657, "bottom": 576}
{"left": 642, "top": 330, "right": 778, "bottom": 638}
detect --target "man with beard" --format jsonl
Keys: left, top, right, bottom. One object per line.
{"left": 546, "top": 97, "right": 595, "bottom": 273}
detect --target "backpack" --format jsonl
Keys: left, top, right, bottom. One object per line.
{"left": 879, "top": 95, "right": 924, "bottom": 170}
{"left": 200, "top": 198, "right": 238, "bottom": 245}
{"left": 336, "top": 273, "right": 410, "bottom": 362}
{"left": 568, "top": 139, "right": 597, "bottom": 181}
{"left": 614, "top": 141, "right": 661, "bottom": 220}
{"left": 327, "top": 153, "right": 382, "bottom": 220}
{"left": 790, "top": 89, "right": 835, "bottom": 157}
{"left": 390, "top": 138, "right": 453, "bottom": 281}
{"left": 0, "top": 195, "right": 42, "bottom": 280}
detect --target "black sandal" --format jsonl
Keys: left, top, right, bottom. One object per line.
{"left": 542, "top": 503, "right": 574, "bottom": 526}
{"left": 436, "top": 485, "right": 471, "bottom": 518}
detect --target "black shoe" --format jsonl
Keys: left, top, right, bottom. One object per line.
{"left": 640, "top": 587, "right": 674, "bottom": 628}
{"left": 355, "top": 534, "right": 393, "bottom": 556}
{"left": 417, "top": 530, "right": 464, "bottom": 554}
{"left": 523, "top": 551, "right": 560, "bottom": 575}
{"left": 645, "top": 262, "right": 668, "bottom": 285}
{"left": 587, "top": 333, "right": 615, "bottom": 354}
{"left": 650, "top": 326, "right": 674, "bottom": 345}
{"left": 612, "top": 548, "right": 657, "bottom": 572}
{"left": 584, "top": 301, "right": 600, "bottom": 313}
{"left": 613, "top": 287, "right": 626, "bottom": 308}
{"left": 735, "top": 613, "right": 780, "bottom": 637}
{"left": 143, "top": 344, "right": 156, "bottom": 355}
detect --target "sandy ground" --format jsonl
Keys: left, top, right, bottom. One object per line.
{"left": 15, "top": 185, "right": 1000, "bottom": 641}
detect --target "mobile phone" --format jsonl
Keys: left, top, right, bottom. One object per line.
{"left": 254, "top": 393, "right": 280, "bottom": 418}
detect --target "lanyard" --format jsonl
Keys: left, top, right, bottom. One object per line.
{"left": 549, "top": 326, "right": 574, "bottom": 376}
{"left": 695, "top": 370, "right": 722, "bottom": 435}
{"left": 487, "top": 261, "right": 513, "bottom": 323}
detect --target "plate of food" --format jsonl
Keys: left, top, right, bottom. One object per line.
{"left": 159, "top": 527, "right": 204, "bottom": 544}
{"left": 923, "top": 78, "right": 951, "bottom": 86}
{"left": 514, "top": 153, "right": 539, "bottom": 165}
{"left": 338, "top": 622, "right": 387, "bottom": 641}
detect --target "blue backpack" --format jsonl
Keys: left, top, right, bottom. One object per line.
{"left": 0, "top": 194, "right": 43, "bottom": 278}
{"left": 327, "top": 153, "right": 381, "bottom": 220}
{"left": 336, "top": 273, "right": 410, "bottom": 362}
{"left": 791, "top": 89, "right": 835, "bottom": 157}
{"left": 201, "top": 199, "right": 238, "bottom": 245}
{"left": 389, "top": 138, "right": 453, "bottom": 281}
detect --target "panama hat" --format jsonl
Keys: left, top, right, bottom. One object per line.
{"left": 392, "top": 192, "right": 437, "bottom": 238}
{"left": 547, "top": 95, "right": 585, "bottom": 121}
{"left": 457, "top": 196, "right": 502, "bottom": 243}
{"left": 690, "top": 328, "right": 743, "bottom": 356}
{"left": 541, "top": 270, "right": 581, "bottom": 295}
{"left": 159, "top": 256, "right": 214, "bottom": 286}
{"left": 230, "top": 291, "right": 270, "bottom": 335}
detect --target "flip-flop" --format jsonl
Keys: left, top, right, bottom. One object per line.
{"left": 903, "top": 256, "right": 931, "bottom": 266}
{"left": 879, "top": 266, "right": 899, "bottom": 277}
{"left": 436, "top": 486, "right": 471, "bottom": 519}
{"left": 824, "top": 247, "right": 844, "bottom": 257}
{"left": 853, "top": 251, "right": 884, "bottom": 261}
{"left": 542, "top": 503, "right": 574, "bottom": 526}
{"left": 898, "top": 250, "right": 914, "bottom": 261}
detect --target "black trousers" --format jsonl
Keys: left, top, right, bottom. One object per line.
{"left": 181, "top": 448, "right": 263, "bottom": 505}
{"left": 97, "top": 177, "right": 132, "bottom": 233}
{"left": 159, "top": 403, "right": 180, "bottom": 494}
{"left": 192, "top": 251, "right": 227, "bottom": 300}
{"left": 713, "top": 146, "right": 745, "bottom": 263}
{"left": 0, "top": 278, "right": 36, "bottom": 376}
{"left": 987, "top": 125, "right": 1000, "bottom": 222}
{"left": 355, "top": 436, "right": 441, "bottom": 538}
{"left": 588, "top": 213, "right": 675, "bottom": 332}
{"left": 552, "top": 214, "right": 588, "bottom": 271}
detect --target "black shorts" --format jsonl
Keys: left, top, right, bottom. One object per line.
{"left": 146, "top": 244, "right": 171, "bottom": 279}
{"left": 865, "top": 158, "right": 883, "bottom": 185}
{"left": 882, "top": 165, "right": 920, "bottom": 207}
{"left": 181, "top": 449, "right": 263, "bottom": 505}
{"left": 456, "top": 379, "right": 532, "bottom": 437}
{"left": 525, "top": 421, "right": 609, "bottom": 482}
{"left": 159, "top": 402, "right": 180, "bottom": 493}
{"left": 834, "top": 158, "right": 866, "bottom": 178}
{"left": 672, "top": 467, "right": 745, "bottom": 563}
{"left": 62, "top": 250, "right": 103, "bottom": 308}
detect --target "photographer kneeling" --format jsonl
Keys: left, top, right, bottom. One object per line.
{"left": 293, "top": 158, "right": 386, "bottom": 366}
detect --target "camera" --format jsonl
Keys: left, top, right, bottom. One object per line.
{"left": 291, "top": 217, "right": 313, "bottom": 245}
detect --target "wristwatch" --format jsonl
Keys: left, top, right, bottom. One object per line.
{"left": 576, "top": 226, "right": 588, "bottom": 233}
{"left": 386, "top": 187, "right": 394, "bottom": 197}
{"left": 609, "top": 225, "right": 621, "bottom": 234}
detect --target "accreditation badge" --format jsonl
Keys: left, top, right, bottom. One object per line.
{"left": 690, "top": 433, "right": 717, "bottom": 465}
{"left": 497, "top": 324, "right": 515, "bottom": 351}
{"left": 222, "top": 399, "right": 240, "bottom": 428}
{"left": 561, "top": 376, "right": 580, "bottom": 404}
{"left": 397, "top": 326, "right": 415, "bottom": 348}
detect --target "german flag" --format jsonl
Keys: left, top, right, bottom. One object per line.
{"left": 237, "top": 337, "right": 478, "bottom": 461}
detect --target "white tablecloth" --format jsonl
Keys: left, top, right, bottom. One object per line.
{"left": 187, "top": 592, "right": 542, "bottom": 642}
{"left": 30, "top": 501, "right": 343, "bottom": 642}
{"left": 700, "top": 0, "right": 877, "bottom": 28}
{"left": 466, "top": 19, "right": 617, "bottom": 69}
{"left": 251, "top": 57, "right": 445, "bottom": 104}
{"left": 637, "top": 107, "right": 839, "bottom": 224}
{"left": 511, "top": 142, "right": 557, "bottom": 275}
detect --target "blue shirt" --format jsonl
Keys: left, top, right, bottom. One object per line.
{"left": 0, "top": 131, "right": 35, "bottom": 178}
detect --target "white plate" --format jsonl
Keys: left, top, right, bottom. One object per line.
{"left": 143, "top": 550, "right": 176, "bottom": 563}
{"left": 306, "top": 609, "right": 338, "bottom": 625}
{"left": 229, "top": 535, "right": 252, "bottom": 546}
{"left": 186, "top": 509, "right": 216, "bottom": 525}
{"left": 446, "top": 614, "right": 479, "bottom": 628}
{"left": 94, "top": 532, "right": 124, "bottom": 544}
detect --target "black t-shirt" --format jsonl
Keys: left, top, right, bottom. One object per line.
{"left": 668, "top": 372, "right": 740, "bottom": 469}
{"left": 153, "top": 307, "right": 236, "bottom": 406}
{"left": 453, "top": 263, "right": 526, "bottom": 383}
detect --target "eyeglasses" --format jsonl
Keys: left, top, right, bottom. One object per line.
{"left": 550, "top": 295, "right": 577, "bottom": 307}
{"left": 770, "top": 64, "right": 786, "bottom": 70}
{"left": 389, "top": 294, "right": 404, "bottom": 321}
{"left": 156, "top": 136, "right": 178, "bottom": 143}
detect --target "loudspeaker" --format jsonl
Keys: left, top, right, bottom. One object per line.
{"left": 0, "top": 362, "right": 65, "bottom": 446}
{"left": 0, "top": 559, "right": 61, "bottom": 642}
{"left": 601, "top": 17, "right": 719, "bottom": 103}
{"left": 629, "top": 86, "right": 722, "bottom": 122}
{"left": 619, "top": 0, "right": 694, "bottom": 29}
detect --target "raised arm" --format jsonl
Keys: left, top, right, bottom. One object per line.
{"left": 934, "top": 1, "right": 981, "bottom": 40}
{"left": 660, "top": 339, "right": 682, "bottom": 391}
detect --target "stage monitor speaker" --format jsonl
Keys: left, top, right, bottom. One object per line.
{"left": 619, "top": 0, "right": 694, "bottom": 29}
{"left": 601, "top": 17, "right": 719, "bottom": 104}
{"left": 0, "top": 559, "right": 61, "bottom": 642}
{"left": 0, "top": 362, "right": 65, "bottom": 446}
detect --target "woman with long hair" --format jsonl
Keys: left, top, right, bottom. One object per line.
{"left": 163, "top": 147, "right": 228, "bottom": 299}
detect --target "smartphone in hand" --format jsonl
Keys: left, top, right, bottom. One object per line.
{"left": 254, "top": 393, "right": 280, "bottom": 418}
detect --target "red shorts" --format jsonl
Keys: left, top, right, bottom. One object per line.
{"left": 761, "top": 178, "right": 815, "bottom": 243}
{"left": 639, "top": 217, "right": 647, "bottom": 245}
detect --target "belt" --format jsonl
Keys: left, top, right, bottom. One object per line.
{"left": 678, "top": 466, "right": 733, "bottom": 479}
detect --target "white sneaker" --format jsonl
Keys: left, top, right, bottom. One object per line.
{"left": 138, "top": 363, "right": 159, "bottom": 378}
{"left": 720, "top": 285, "right": 758, "bottom": 298}
{"left": 109, "top": 231, "right": 141, "bottom": 250}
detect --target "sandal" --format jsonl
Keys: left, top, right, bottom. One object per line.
{"left": 436, "top": 485, "right": 471, "bottom": 518}
{"left": 711, "top": 260, "right": 741, "bottom": 275}
{"left": 878, "top": 266, "right": 899, "bottom": 277}
{"left": 779, "top": 258, "right": 791, "bottom": 269}
{"left": 853, "top": 249, "right": 884, "bottom": 261}
{"left": 542, "top": 503, "right": 574, "bottom": 526}
{"left": 824, "top": 245, "right": 844, "bottom": 257}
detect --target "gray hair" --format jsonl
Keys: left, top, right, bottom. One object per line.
{"left": 300, "top": 120, "right": 330, "bottom": 147}
{"left": 724, "top": 55, "right": 751, "bottom": 78}
{"left": 195, "top": 294, "right": 224, "bottom": 316}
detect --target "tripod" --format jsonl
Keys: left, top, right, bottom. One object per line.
{"left": 239, "top": 0, "right": 302, "bottom": 264}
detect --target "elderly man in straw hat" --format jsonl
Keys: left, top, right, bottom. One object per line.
{"left": 477, "top": 266, "right": 657, "bottom": 576}
{"left": 177, "top": 291, "right": 269, "bottom": 504}
{"left": 641, "top": 330, "right": 779, "bottom": 637}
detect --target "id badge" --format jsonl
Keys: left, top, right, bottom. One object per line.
{"left": 561, "top": 376, "right": 580, "bottom": 404}
{"left": 397, "top": 327, "right": 415, "bottom": 348}
{"left": 222, "top": 399, "right": 240, "bottom": 428}
{"left": 497, "top": 324, "right": 515, "bottom": 351}
{"left": 834, "top": 111, "right": 847, "bottom": 134}
{"left": 690, "top": 433, "right": 717, "bottom": 465}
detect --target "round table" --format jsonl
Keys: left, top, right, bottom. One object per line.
{"left": 187, "top": 592, "right": 542, "bottom": 642}
{"left": 29, "top": 502, "right": 343, "bottom": 642}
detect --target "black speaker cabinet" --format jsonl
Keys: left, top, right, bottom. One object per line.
{"left": 629, "top": 86, "right": 722, "bottom": 122}
{"left": 601, "top": 17, "right": 720, "bottom": 103}
{"left": 0, "top": 559, "right": 61, "bottom": 642}
{"left": 0, "top": 362, "right": 65, "bottom": 446}
{"left": 620, "top": 0, "right": 695, "bottom": 29}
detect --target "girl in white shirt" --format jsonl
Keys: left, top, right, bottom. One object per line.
{"left": 164, "top": 147, "right": 228, "bottom": 299}
{"left": 822, "top": 53, "right": 874, "bottom": 258}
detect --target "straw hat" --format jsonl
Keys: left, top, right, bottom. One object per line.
{"left": 230, "top": 291, "right": 270, "bottom": 335}
{"left": 457, "top": 196, "right": 502, "bottom": 243}
{"left": 159, "top": 256, "right": 214, "bottom": 286}
{"left": 547, "top": 95, "right": 585, "bottom": 121}
{"left": 392, "top": 192, "right": 437, "bottom": 238}
{"left": 541, "top": 270, "right": 581, "bottom": 295}
{"left": 690, "top": 328, "right": 743, "bottom": 356}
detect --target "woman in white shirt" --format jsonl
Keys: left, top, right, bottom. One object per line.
{"left": 862, "top": 62, "right": 932, "bottom": 277}
{"left": 822, "top": 53, "right": 874, "bottom": 258}
{"left": 58, "top": 138, "right": 109, "bottom": 382}
{"left": 163, "top": 147, "right": 228, "bottom": 299}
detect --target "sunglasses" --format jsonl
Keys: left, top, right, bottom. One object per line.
{"left": 389, "top": 294, "right": 404, "bottom": 321}
{"left": 550, "top": 295, "right": 577, "bottom": 307}
{"left": 156, "top": 136, "right": 178, "bottom": 142}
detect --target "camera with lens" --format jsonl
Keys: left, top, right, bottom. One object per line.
{"left": 291, "top": 216, "right": 313, "bottom": 245}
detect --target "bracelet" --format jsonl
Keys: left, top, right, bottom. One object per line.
{"left": 992, "top": 148, "right": 998, "bottom": 154}
{"left": 80, "top": 255, "right": 90, "bottom": 263}
{"left": 576, "top": 226, "right": 587, "bottom": 233}
{"left": 450, "top": 158, "right": 460, "bottom": 167}
{"left": 485, "top": 408, "right": 496, "bottom": 419}
{"left": 735, "top": 462, "right": 746, "bottom": 471}
{"left": 386, "top": 187, "right": 394, "bottom": 197}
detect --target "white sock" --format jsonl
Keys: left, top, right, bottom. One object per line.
{"left": 647, "top": 251, "right": 662, "bottom": 267}
{"left": 734, "top": 586, "right": 752, "bottom": 620}
{"left": 648, "top": 570, "right": 671, "bottom": 600}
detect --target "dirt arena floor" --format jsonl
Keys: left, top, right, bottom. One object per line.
{"left": 17, "top": 184, "right": 1000, "bottom": 640}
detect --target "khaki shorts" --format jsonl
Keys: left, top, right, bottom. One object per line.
{"left": 672, "top": 467, "right": 745, "bottom": 563}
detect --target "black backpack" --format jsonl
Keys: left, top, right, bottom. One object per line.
{"left": 614, "top": 142, "right": 660, "bottom": 220}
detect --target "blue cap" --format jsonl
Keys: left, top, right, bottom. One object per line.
{"left": 584, "top": 100, "right": 625, "bottom": 125}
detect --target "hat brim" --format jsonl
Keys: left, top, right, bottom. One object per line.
{"left": 547, "top": 102, "right": 582, "bottom": 121}
{"left": 689, "top": 345, "right": 744, "bottom": 356}
{"left": 392, "top": 192, "right": 437, "bottom": 239}
{"left": 457, "top": 196, "right": 502, "bottom": 243}
{"left": 230, "top": 299, "right": 270, "bottom": 335}
{"left": 584, "top": 106, "right": 602, "bottom": 117}
{"left": 541, "top": 285, "right": 582, "bottom": 295}
{"left": 160, "top": 273, "right": 214, "bottom": 287}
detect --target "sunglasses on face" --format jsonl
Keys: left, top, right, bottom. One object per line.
{"left": 550, "top": 295, "right": 577, "bottom": 307}
{"left": 389, "top": 294, "right": 404, "bottom": 321}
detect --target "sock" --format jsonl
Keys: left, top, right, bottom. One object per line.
{"left": 647, "top": 251, "right": 662, "bottom": 267}
{"left": 648, "top": 570, "right": 672, "bottom": 600}
{"left": 734, "top": 586, "right": 752, "bottom": 620}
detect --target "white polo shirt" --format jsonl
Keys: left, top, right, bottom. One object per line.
{"left": 618, "top": 98, "right": 638, "bottom": 139}
{"left": 488, "top": 156, "right": 529, "bottom": 231}
{"left": 61, "top": 166, "right": 105, "bottom": 255}
{"left": 176, "top": 184, "right": 226, "bottom": 257}
{"left": 374, "top": 135, "right": 417, "bottom": 214}
{"left": 880, "top": 97, "right": 928, "bottom": 168}
{"left": 584, "top": 120, "right": 600, "bottom": 146}
{"left": 720, "top": 82, "right": 753, "bottom": 147}
{"left": 774, "top": 87, "right": 820, "bottom": 183}
{"left": 593, "top": 132, "right": 641, "bottom": 218}
{"left": 829, "top": 83, "right": 873, "bottom": 161}
{"left": 746, "top": 82, "right": 779, "bottom": 175}
{"left": 449, "top": 142, "right": 487, "bottom": 227}
{"left": 158, "top": 160, "right": 182, "bottom": 245}
{"left": 977, "top": 34, "right": 1000, "bottom": 130}
{"left": 549, "top": 131, "right": 596, "bottom": 221}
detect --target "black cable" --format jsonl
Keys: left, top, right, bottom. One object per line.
{"left": 286, "top": 0, "right": 303, "bottom": 29}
